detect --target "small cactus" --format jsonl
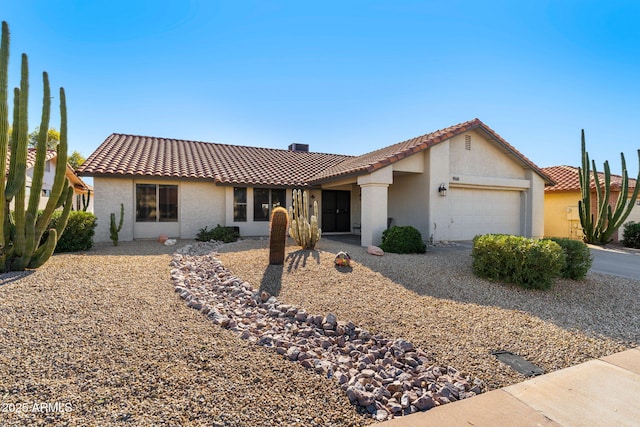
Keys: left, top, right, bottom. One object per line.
{"left": 288, "top": 189, "right": 321, "bottom": 250}
{"left": 110, "top": 203, "right": 124, "bottom": 246}
{"left": 75, "top": 189, "right": 91, "bottom": 211}
{"left": 269, "top": 206, "right": 288, "bottom": 265}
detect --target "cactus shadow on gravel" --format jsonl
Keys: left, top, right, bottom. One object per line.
{"left": 286, "top": 249, "right": 320, "bottom": 273}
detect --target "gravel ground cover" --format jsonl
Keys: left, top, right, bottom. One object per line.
{"left": 0, "top": 241, "right": 368, "bottom": 427}
{"left": 0, "top": 238, "right": 637, "bottom": 426}
{"left": 217, "top": 238, "right": 638, "bottom": 391}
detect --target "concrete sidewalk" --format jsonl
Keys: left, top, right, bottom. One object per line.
{"left": 381, "top": 347, "right": 640, "bottom": 427}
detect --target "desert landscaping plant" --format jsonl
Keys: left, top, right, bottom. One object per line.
{"left": 288, "top": 189, "right": 321, "bottom": 250}
{"left": 269, "top": 206, "right": 288, "bottom": 265}
{"left": 578, "top": 130, "right": 640, "bottom": 245}
{"left": 545, "top": 237, "right": 592, "bottom": 280}
{"left": 46, "top": 210, "right": 97, "bottom": 252}
{"left": 196, "top": 224, "right": 239, "bottom": 243}
{"left": 622, "top": 221, "right": 640, "bottom": 249}
{"left": 0, "top": 21, "right": 74, "bottom": 272}
{"left": 110, "top": 203, "right": 124, "bottom": 246}
{"left": 75, "top": 190, "right": 91, "bottom": 211}
{"left": 380, "top": 225, "right": 426, "bottom": 254}
{"left": 472, "top": 234, "right": 565, "bottom": 290}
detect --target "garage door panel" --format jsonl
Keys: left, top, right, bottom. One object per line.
{"left": 450, "top": 188, "right": 521, "bottom": 240}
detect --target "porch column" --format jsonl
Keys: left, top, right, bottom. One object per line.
{"left": 358, "top": 168, "right": 393, "bottom": 246}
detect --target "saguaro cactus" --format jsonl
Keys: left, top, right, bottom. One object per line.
{"left": 0, "top": 21, "right": 73, "bottom": 271}
{"left": 269, "top": 206, "right": 288, "bottom": 265}
{"left": 288, "top": 189, "right": 321, "bottom": 250}
{"left": 578, "top": 130, "right": 640, "bottom": 245}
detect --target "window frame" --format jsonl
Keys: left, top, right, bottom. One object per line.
{"left": 253, "top": 188, "right": 286, "bottom": 222}
{"left": 135, "top": 183, "right": 179, "bottom": 223}
{"left": 233, "top": 187, "right": 247, "bottom": 222}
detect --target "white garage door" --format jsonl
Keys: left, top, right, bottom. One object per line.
{"left": 450, "top": 188, "right": 522, "bottom": 240}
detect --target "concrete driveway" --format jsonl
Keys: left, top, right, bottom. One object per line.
{"left": 589, "top": 245, "right": 640, "bottom": 281}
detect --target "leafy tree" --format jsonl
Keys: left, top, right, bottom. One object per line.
{"left": 68, "top": 150, "right": 86, "bottom": 170}
{"left": 29, "top": 126, "right": 59, "bottom": 149}
{"left": 9, "top": 126, "right": 60, "bottom": 150}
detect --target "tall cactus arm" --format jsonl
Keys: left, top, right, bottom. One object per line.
{"left": 28, "top": 184, "right": 72, "bottom": 269}
{"left": 6, "top": 87, "right": 26, "bottom": 200}
{"left": 592, "top": 161, "right": 605, "bottom": 233}
{"left": 578, "top": 130, "right": 594, "bottom": 242}
{"left": 0, "top": 22, "right": 10, "bottom": 262}
{"left": 11, "top": 211, "right": 36, "bottom": 271}
{"left": 9, "top": 61, "right": 29, "bottom": 259}
{"left": 27, "top": 72, "right": 51, "bottom": 218}
{"left": 35, "top": 87, "right": 68, "bottom": 243}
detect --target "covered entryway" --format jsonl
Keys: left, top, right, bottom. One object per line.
{"left": 322, "top": 190, "right": 351, "bottom": 232}
{"left": 450, "top": 188, "right": 521, "bottom": 240}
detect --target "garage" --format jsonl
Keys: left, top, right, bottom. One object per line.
{"left": 449, "top": 188, "right": 522, "bottom": 240}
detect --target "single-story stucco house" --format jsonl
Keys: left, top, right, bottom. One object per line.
{"left": 542, "top": 165, "right": 639, "bottom": 242}
{"left": 77, "top": 118, "right": 553, "bottom": 246}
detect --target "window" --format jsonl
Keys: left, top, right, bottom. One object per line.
{"left": 234, "top": 187, "right": 247, "bottom": 222}
{"left": 253, "top": 188, "right": 286, "bottom": 221}
{"left": 136, "top": 184, "right": 178, "bottom": 222}
{"left": 42, "top": 189, "right": 52, "bottom": 197}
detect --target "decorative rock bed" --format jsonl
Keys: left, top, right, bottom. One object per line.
{"left": 170, "top": 242, "right": 485, "bottom": 421}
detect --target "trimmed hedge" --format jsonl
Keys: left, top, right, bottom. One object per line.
{"left": 545, "top": 237, "right": 592, "bottom": 280}
{"left": 472, "top": 234, "right": 565, "bottom": 290}
{"left": 48, "top": 210, "right": 97, "bottom": 252}
{"left": 380, "top": 225, "right": 426, "bottom": 254}
{"left": 196, "top": 224, "right": 239, "bottom": 243}
{"left": 622, "top": 221, "right": 640, "bottom": 249}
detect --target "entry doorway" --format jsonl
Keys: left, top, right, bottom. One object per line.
{"left": 322, "top": 190, "right": 351, "bottom": 232}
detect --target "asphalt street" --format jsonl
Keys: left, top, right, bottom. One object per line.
{"left": 589, "top": 245, "right": 640, "bottom": 281}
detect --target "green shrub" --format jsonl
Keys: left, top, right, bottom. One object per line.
{"left": 622, "top": 222, "right": 640, "bottom": 249}
{"left": 196, "top": 224, "right": 239, "bottom": 243}
{"left": 380, "top": 225, "right": 426, "bottom": 254}
{"left": 47, "top": 210, "right": 97, "bottom": 252}
{"left": 545, "top": 237, "right": 592, "bottom": 280}
{"left": 472, "top": 234, "right": 565, "bottom": 290}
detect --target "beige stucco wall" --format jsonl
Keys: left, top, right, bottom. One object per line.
{"left": 449, "top": 131, "right": 525, "bottom": 179}
{"left": 225, "top": 187, "right": 318, "bottom": 237}
{"left": 388, "top": 151, "right": 431, "bottom": 239}
{"left": 93, "top": 177, "right": 134, "bottom": 243}
{"left": 383, "top": 131, "right": 546, "bottom": 242}
{"left": 93, "top": 178, "right": 226, "bottom": 242}
{"left": 180, "top": 181, "right": 226, "bottom": 239}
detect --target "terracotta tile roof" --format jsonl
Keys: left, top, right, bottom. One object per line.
{"left": 308, "top": 118, "right": 554, "bottom": 184}
{"left": 4, "top": 148, "right": 58, "bottom": 173}
{"left": 78, "top": 119, "right": 553, "bottom": 187}
{"left": 4, "top": 148, "right": 89, "bottom": 191}
{"left": 77, "top": 134, "right": 352, "bottom": 187}
{"left": 543, "top": 165, "right": 637, "bottom": 192}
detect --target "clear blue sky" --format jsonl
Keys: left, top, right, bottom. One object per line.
{"left": 2, "top": 0, "right": 639, "bottom": 176}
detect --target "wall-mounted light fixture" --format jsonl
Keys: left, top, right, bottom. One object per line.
{"left": 438, "top": 183, "right": 447, "bottom": 197}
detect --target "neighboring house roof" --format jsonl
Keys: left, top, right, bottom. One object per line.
{"left": 543, "top": 165, "right": 637, "bottom": 193}
{"left": 78, "top": 119, "right": 553, "bottom": 186}
{"left": 4, "top": 148, "right": 58, "bottom": 172}
{"left": 4, "top": 148, "right": 90, "bottom": 192}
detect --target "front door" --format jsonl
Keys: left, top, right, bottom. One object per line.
{"left": 322, "top": 190, "right": 350, "bottom": 232}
